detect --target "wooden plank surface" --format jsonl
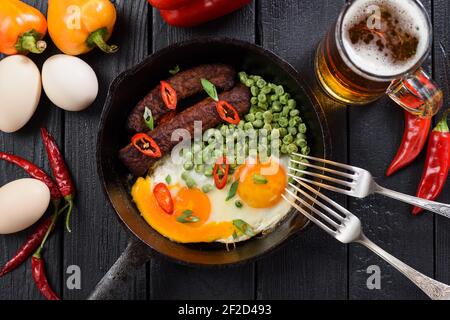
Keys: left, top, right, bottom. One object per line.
{"left": 256, "top": 0, "right": 348, "bottom": 300}
{"left": 0, "top": 0, "right": 63, "bottom": 301}
{"left": 347, "top": 0, "right": 434, "bottom": 300}
{"left": 433, "top": 0, "right": 450, "bottom": 287}
{"left": 62, "top": 0, "right": 149, "bottom": 300}
{"left": 149, "top": 3, "right": 257, "bottom": 300}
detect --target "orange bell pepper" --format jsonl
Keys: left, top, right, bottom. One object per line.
{"left": 0, "top": 0, "right": 47, "bottom": 55}
{"left": 47, "top": 0, "right": 118, "bottom": 56}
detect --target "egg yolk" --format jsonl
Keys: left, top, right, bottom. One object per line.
{"left": 131, "top": 177, "right": 235, "bottom": 243}
{"left": 235, "top": 158, "right": 287, "bottom": 208}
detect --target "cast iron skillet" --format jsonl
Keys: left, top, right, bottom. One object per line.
{"left": 90, "top": 38, "right": 331, "bottom": 299}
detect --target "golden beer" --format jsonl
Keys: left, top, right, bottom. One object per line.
{"left": 315, "top": 0, "right": 432, "bottom": 106}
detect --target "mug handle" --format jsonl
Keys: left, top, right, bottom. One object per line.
{"left": 387, "top": 68, "right": 443, "bottom": 117}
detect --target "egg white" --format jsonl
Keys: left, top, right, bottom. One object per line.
{"left": 149, "top": 156, "right": 294, "bottom": 243}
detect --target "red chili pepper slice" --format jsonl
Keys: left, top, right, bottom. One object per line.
{"left": 160, "top": 80, "right": 177, "bottom": 110}
{"left": 213, "top": 156, "right": 229, "bottom": 190}
{"left": 413, "top": 110, "right": 450, "bottom": 215}
{"left": 216, "top": 100, "right": 240, "bottom": 125}
{"left": 132, "top": 133, "right": 162, "bottom": 158}
{"left": 153, "top": 183, "right": 174, "bottom": 214}
{"left": 386, "top": 111, "right": 432, "bottom": 176}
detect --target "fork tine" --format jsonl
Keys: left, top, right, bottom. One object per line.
{"left": 288, "top": 165, "right": 354, "bottom": 188}
{"left": 288, "top": 173, "right": 354, "bottom": 196}
{"left": 293, "top": 178, "right": 353, "bottom": 218}
{"left": 291, "top": 153, "right": 358, "bottom": 172}
{"left": 286, "top": 185, "right": 341, "bottom": 228}
{"left": 282, "top": 191, "right": 337, "bottom": 237}
{"left": 288, "top": 182, "right": 345, "bottom": 221}
{"left": 290, "top": 158, "right": 355, "bottom": 179}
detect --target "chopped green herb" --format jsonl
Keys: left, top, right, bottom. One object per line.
{"left": 232, "top": 219, "right": 254, "bottom": 237}
{"left": 165, "top": 175, "right": 172, "bottom": 185}
{"left": 169, "top": 65, "right": 180, "bottom": 75}
{"left": 176, "top": 210, "right": 200, "bottom": 223}
{"left": 201, "top": 78, "right": 219, "bottom": 101}
{"left": 226, "top": 181, "right": 239, "bottom": 201}
{"left": 252, "top": 174, "right": 268, "bottom": 185}
{"left": 235, "top": 200, "right": 243, "bottom": 208}
{"left": 143, "top": 107, "right": 154, "bottom": 131}
{"left": 232, "top": 231, "right": 239, "bottom": 240}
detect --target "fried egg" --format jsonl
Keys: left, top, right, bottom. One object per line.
{"left": 131, "top": 156, "right": 294, "bottom": 244}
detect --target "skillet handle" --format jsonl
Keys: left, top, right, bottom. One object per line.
{"left": 87, "top": 237, "right": 153, "bottom": 300}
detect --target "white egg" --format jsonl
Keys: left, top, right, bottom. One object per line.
{"left": 0, "top": 55, "right": 41, "bottom": 133}
{"left": 42, "top": 54, "right": 99, "bottom": 112}
{"left": 0, "top": 178, "right": 51, "bottom": 234}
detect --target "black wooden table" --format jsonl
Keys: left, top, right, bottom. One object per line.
{"left": 1, "top": 0, "right": 449, "bottom": 300}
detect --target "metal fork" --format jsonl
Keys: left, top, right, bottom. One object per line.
{"left": 283, "top": 176, "right": 450, "bottom": 300}
{"left": 289, "top": 153, "right": 450, "bottom": 219}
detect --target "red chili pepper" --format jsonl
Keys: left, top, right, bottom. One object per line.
{"left": 31, "top": 253, "right": 60, "bottom": 300}
{"left": 213, "top": 156, "right": 229, "bottom": 190}
{"left": 132, "top": 133, "right": 162, "bottom": 158}
{"left": 153, "top": 183, "right": 174, "bottom": 214}
{"left": 0, "top": 152, "right": 61, "bottom": 202}
{"left": 216, "top": 100, "right": 240, "bottom": 125}
{"left": 0, "top": 216, "right": 52, "bottom": 277}
{"left": 413, "top": 111, "right": 450, "bottom": 215}
{"left": 41, "top": 128, "right": 75, "bottom": 232}
{"left": 159, "top": 0, "right": 253, "bottom": 28}
{"left": 160, "top": 80, "right": 177, "bottom": 110}
{"left": 386, "top": 111, "right": 432, "bottom": 176}
{"left": 148, "top": 0, "right": 191, "bottom": 10}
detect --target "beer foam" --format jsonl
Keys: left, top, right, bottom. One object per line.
{"left": 342, "top": 0, "right": 429, "bottom": 78}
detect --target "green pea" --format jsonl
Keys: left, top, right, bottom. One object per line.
{"left": 239, "top": 72, "right": 248, "bottom": 83}
{"left": 245, "top": 79, "right": 255, "bottom": 87}
{"left": 235, "top": 200, "right": 243, "bottom": 208}
{"left": 251, "top": 75, "right": 262, "bottom": 81}
{"left": 279, "top": 127, "right": 288, "bottom": 137}
{"left": 238, "top": 120, "right": 245, "bottom": 130}
{"left": 184, "top": 151, "right": 193, "bottom": 161}
{"left": 204, "top": 165, "right": 213, "bottom": 177}
{"left": 244, "top": 122, "right": 254, "bottom": 130}
{"left": 296, "top": 132, "right": 306, "bottom": 140}
{"left": 258, "top": 102, "right": 268, "bottom": 110}
{"left": 253, "top": 119, "right": 264, "bottom": 128}
{"left": 270, "top": 94, "right": 279, "bottom": 102}
{"left": 295, "top": 138, "right": 308, "bottom": 147}
{"left": 186, "top": 178, "right": 197, "bottom": 189}
{"left": 272, "top": 112, "right": 280, "bottom": 121}
{"left": 195, "top": 164, "right": 204, "bottom": 174}
{"left": 280, "top": 95, "right": 288, "bottom": 105}
{"left": 181, "top": 171, "right": 192, "bottom": 181}
{"left": 272, "top": 101, "right": 282, "bottom": 112}
{"left": 281, "top": 107, "right": 290, "bottom": 116}
{"left": 289, "top": 118, "right": 298, "bottom": 128}
{"left": 278, "top": 117, "right": 289, "bottom": 128}
{"left": 261, "top": 86, "right": 272, "bottom": 94}
{"left": 301, "top": 146, "right": 310, "bottom": 155}
{"left": 251, "top": 86, "right": 260, "bottom": 96}
{"left": 289, "top": 109, "right": 300, "bottom": 117}
{"left": 255, "top": 112, "right": 263, "bottom": 120}
{"left": 272, "top": 123, "right": 280, "bottom": 129}
{"left": 263, "top": 110, "right": 273, "bottom": 120}
{"left": 245, "top": 113, "right": 256, "bottom": 122}
{"left": 298, "top": 123, "right": 307, "bottom": 134}
{"left": 263, "top": 124, "right": 272, "bottom": 131}
{"left": 258, "top": 93, "right": 267, "bottom": 103}
{"left": 280, "top": 145, "right": 288, "bottom": 154}
{"left": 287, "top": 99, "right": 297, "bottom": 109}
{"left": 250, "top": 97, "right": 258, "bottom": 105}
{"left": 256, "top": 79, "right": 267, "bottom": 88}
{"left": 275, "top": 85, "right": 284, "bottom": 96}
{"left": 202, "top": 184, "right": 213, "bottom": 193}
{"left": 288, "top": 127, "right": 297, "bottom": 136}
{"left": 183, "top": 162, "right": 194, "bottom": 170}
{"left": 287, "top": 143, "right": 298, "bottom": 153}
{"left": 283, "top": 134, "right": 294, "bottom": 144}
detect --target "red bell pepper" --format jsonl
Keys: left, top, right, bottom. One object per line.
{"left": 160, "top": 0, "right": 253, "bottom": 28}
{"left": 148, "top": 0, "right": 191, "bottom": 10}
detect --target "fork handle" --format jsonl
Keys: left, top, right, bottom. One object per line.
{"left": 357, "top": 234, "right": 450, "bottom": 300}
{"left": 375, "top": 186, "right": 450, "bottom": 219}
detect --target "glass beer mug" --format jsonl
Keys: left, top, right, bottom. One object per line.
{"left": 315, "top": 0, "right": 443, "bottom": 117}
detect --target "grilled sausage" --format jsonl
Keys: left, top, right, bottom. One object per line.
{"left": 119, "top": 84, "right": 251, "bottom": 177}
{"left": 126, "top": 64, "right": 236, "bottom": 133}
